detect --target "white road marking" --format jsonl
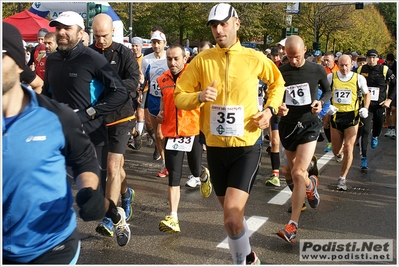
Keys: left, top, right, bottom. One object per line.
{"left": 216, "top": 216, "right": 268, "bottom": 249}
{"left": 267, "top": 186, "right": 292, "bottom": 205}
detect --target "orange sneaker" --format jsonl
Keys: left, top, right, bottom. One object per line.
{"left": 157, "top": 167, "right": 168, "bottom": 178}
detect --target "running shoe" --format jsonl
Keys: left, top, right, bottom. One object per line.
{"left": 96, "top": 216, "right": 114, "bottom": 237}
{"left": 391, "top": 129, "right": 396, "bottom": 140}
{"left": 153, "top": 149, "right": 161, "bottom": 160}
{"left": 336, "top": 152, "right": 344, "bottom": 163}
{"left": 185, "top": 175, "right": 201, "bottom": 188}
{"left": 337, "top": 177, "right": 347, "bottom": 191}
{"left": 287, "top": 202, "right": 307, "bottom": 213}
{"left": 121, "top": 188, "right": 136, "bottom": 221}
{"left": 159, "top": 215, "right": 180, "bottom": 233}
{"left": 133, "top": 131, "right": 142, "bottom": 150}
{"left": 146, "top": 133, "right": 154, "bottom": 146}
{"left": 360, "top": 157, "right": 368, "bottom": 170}
{"left": 157, "top": 167, "right": 169, "bottom": 178}
{"left": 265, "top": 173, "right": 281, "bottom": 187}
{"left": 308, "top": 155, "right": 319, "bottom": 177}
{"left": 200, "top": 166, "right": 212, "bottom": 198}
{"left": 324, "top": 142, "right": 332, "bottom": 152}
{"left": 371, "top": 137, "right": 378, "bottom": 149}
{"left": 277, "top": 222, "right": 298, "bottom": 243}
{"left": 127, "top": 142, "right": 136, "bottom": 150}
{"left": 114, "top": 207, "right": 131, "bottom": 246}
{"left": 384, "top": 129, "right": 393, "bottom": 137}
{"left": 306, "top": 175, "right": 320, "bottom": 209}
{"left": 246, "top": 251, "right": 261, "bottom": 265}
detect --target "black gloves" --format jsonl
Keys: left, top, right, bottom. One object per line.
{"left": 75, "top": 109, "right": 91, "bottom": 124}
{"left": 76, "top": 187, "right": 105, "bottom": 221}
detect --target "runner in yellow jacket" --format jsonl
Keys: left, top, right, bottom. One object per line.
{"left": 174, "top": 3, "right": 285, "bottom": 264}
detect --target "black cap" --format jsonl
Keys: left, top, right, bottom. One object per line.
{"left": 270, "top": 46, "right": 279, "bottom": 56}
{"left": 366, "top": 49, "right": 378, "bottom": 57}
{"left": 2, "top": 22, "right": 26, "bottom": 69}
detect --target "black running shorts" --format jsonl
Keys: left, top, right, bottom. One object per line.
{"left": 108, "top": 120, "right": 135, "bottom": 154}
{"left": 279, "top": 119, "right": 322, "bottom": 151}
{"left": 206, "top": 145, "right": 262, "bottom": 196}
{"left": 330, "top": 111, "right": 359, "bottom": 134}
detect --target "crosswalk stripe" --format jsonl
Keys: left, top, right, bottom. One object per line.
{"left": 216, "top": 216, "right": 268, "bottom": 249}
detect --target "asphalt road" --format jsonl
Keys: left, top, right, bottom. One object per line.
{"left": 73, "top": 130, "right": 397, "bottom": 265}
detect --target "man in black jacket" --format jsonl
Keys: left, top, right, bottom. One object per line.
{"left": 89, "top": 13, "right": 140, "bottom": 243}
{"left": 42, "top": 11, "right": 130, "bottom": 246}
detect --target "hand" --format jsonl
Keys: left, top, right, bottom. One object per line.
{"left": 76, "top": 109, "right": 91, "bottom": 124}
{"left": 311, "top": 100, "right": 322, "bottom": 114}
{"left": 251, "top": 109, "right": 272, "bottom": 130}
{"left": 76, "top": 187, "right": 105, "bottom": 221}
{"left": 278, "top": 103, "right": 289, "bottom": 116}
{"left": 327, "top": 105, "right": 338, "bottom": 116}
{"left": 380, "top": 99, "right": 392, "bottom": 108}
{"left": 199, "top": 80, "right": 218, "bottom": 103}
{"left": 359, "top": 107, "right": 369, "bottom": 118}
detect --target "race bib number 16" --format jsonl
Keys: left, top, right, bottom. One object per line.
{"left": 210, "top": 105, "right": 244, "bottom": 136}
{"left": 285, "top": 83, "right": 312, "bottom": 106}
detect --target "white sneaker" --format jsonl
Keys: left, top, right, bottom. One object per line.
{"left": 185, "top": 175, "right": 201, "bottom": 188}
{"left": 114, "top": 207, "right": 131, "bottom": 246}
{"left": 391, "top": 129, "right": 396, "bottom": 139}
{"left": 337, "top": 177, "right": 347, "bottom": 191}
{"left": 385, "top": 129, "right": 393, "bottom": 137}
{"left": 336, "top": 152, "right": 344, "bottom": 163}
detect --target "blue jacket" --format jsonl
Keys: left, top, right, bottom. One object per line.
{"left": 2, "top": 85, "right": 99, "bottom": 263}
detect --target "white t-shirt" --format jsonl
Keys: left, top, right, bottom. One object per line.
{"left": 141, "top": 52, "right": 168, "bottom": 97}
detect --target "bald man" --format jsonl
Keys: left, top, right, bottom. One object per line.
{"left": 81, "top": 31, "right": 90, "bottom": 46}
{"left": 276, "top": 35, "right": 331, "bottom": 243}
{"left": 89, "top": 13, "right": 140, "bottom": 246}
{"left": 327, "top": 55, "right": 370, "bottom": 191}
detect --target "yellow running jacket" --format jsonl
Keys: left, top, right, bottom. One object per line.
{"left": 174, "top": 39, "right": 285, "bottom": 147}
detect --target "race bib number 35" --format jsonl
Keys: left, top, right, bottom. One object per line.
{"left": 165, "top": 136, "right": 195, "bottom": 152}
{"left": 210, "top": 105, "right": 244, "bottom": 136}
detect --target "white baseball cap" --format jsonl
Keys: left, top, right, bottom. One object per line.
{"left": 277, "top": 38, "right": 286, "bottom": 47}
{"left": 207, "top": 3, "right": 239, "bottom": 26}
{"left": 49, "top": 11, "right": 85, "bottom": 30}
{"left": 151, "top": 31, "right": 166, "bottom": 42}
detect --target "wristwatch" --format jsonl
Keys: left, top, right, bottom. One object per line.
{"left": 267, "top": 106, "right": 277, "bottom": 115}
{"left": 86, "top": 107, "right": 96, "bottom": 120}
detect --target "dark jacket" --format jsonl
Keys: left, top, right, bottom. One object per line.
{"left": 43, "top": 41, "right": 128, "bottom": 145}
{"left": 89, "top": 41, "right": 140, "bottom": 124}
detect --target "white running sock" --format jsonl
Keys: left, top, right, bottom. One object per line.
{"left": 227, "top": 228, "right": 251, "bottom": 265}
{"left": 136, "top": 121, "right": 144, "bottom": 135}
{"left": 170, "top": 212, "right": 178, "bottom": 221}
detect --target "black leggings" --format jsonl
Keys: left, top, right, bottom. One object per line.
{"left": 164, "top": 135, "right": 203, "bottom": 186}
{"left": 358, "top": 104, "right": 385, "bottom": 157}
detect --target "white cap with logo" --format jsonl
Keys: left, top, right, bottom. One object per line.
{"left": 207, "top": 3, "right": 238, "bottom": 26}
{"left": 49, "top": 11, "right": 85, "bottom": 30}
{"left": 151, "top": 31, "right": 166, "bottom": 42}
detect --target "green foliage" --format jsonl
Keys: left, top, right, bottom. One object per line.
{"left": 2, "top": 2, "right": 395, "bottom": 55}
{"left": 375, "top": 3, "right": 397, "bottom": 39}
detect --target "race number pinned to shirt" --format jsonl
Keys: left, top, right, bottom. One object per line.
{"left": 368, "top": 87, "right": 380, "bottom": 101}
{"left": 165, "top": 136, "right": 195, "bottom": 152}
{"left": 285, "top": 83, "right": 312, "bottom": 106}
{"left": 210, "top": 105, "right": 244, "bottom": 136}
{"left": 333, "top": 89, "right": 352, "bottom": 104}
